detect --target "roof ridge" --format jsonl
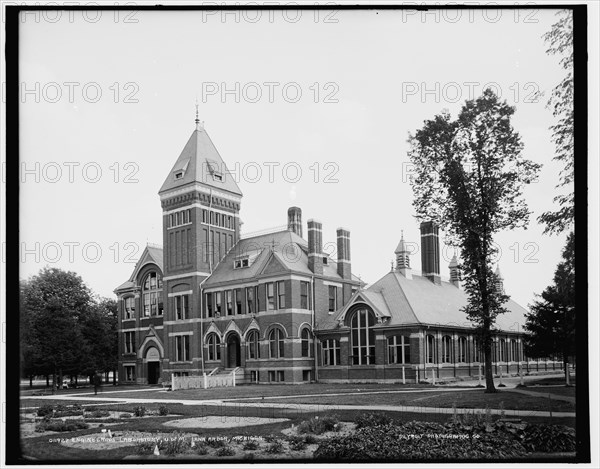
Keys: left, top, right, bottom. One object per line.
{"left": 387, "top": 271, "right": 420, "bottom": 323}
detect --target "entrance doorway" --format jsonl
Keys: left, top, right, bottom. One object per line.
{"left": 227, "top": 335, "right": 241, "bottom": 368}
{"left": 147, "top": 362, "right": 160, "bottom": 384}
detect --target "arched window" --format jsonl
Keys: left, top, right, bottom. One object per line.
{"left": 246, "top": 330, "right": 260, "bottom": 360}
{"left": 142, "top": 271, "right": 163, "bottom": 317}
{"left": 350, "top": 308, "right": 375, "bottom": 365}
{"left": 301, "top": 328, "right": 312, "bottom": 357}
{"left": 124, "top": 296, "right": 135, "bottom": 319}
{"left": 207, "top": 333, "right": 221, "bottom": 361}
{"left": 388, "top": 335, "right": 411, "bottom": 364}
{"left": 458, "top": 336, "right": 467, "bottom": 363}
{"left": 269, "top": 327, "right": 285, "bottom": 358}
{"left": 426, "top": 334, "right": 436, "bottom": 364}
{"left": 442, "top": 336, "right": 452, "bottom": 363}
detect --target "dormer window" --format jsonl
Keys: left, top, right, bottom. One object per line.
{"left": 234, "top": 257, "right": 250, "bottom": 269}
{"left": 174, "top": 171, "right": 183, "bottom": 180}
{"left": 323, "top": 256, "right": 329, "bottom": 265}
{"left": 213, "top": 173, "right": 223, "bottom": 181}
{"left": 206, "top": 160, "right": 223, "bottom": 182}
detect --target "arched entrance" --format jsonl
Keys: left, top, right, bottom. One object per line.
{"left": 226, "top": 334, "right": 241, "bottom": 368}
{"left": 145, "top": 346, "right": 160, "bottom": 384}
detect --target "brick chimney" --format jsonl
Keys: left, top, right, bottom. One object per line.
{"left": 420, "top": 221, "right": 441, "bottom": 285}
{"left": 336, "top": 227, "right": 351, "bottom": 279}
{"left": 307, "top": 219, "right": 323, "bottom": 275}
{"left": 287, "top": 206, "right": 303, "bottom": 238}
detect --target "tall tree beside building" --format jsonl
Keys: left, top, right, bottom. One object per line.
{"left": 80, "top": 298, "right": 119, "bottom": 383}
{"left": 408, "top": 89, "right": 541, "bottom": 393}
{"left": 538, "top": 9, "right": 574, "bottom": 235}
{"left": 524, "top": 233, "right": 575, "bottom": 385}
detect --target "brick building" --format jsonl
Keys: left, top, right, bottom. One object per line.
{"left": 115, "top": 119, "right": 537, "bottom": 385}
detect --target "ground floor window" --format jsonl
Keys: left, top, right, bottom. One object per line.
{"left": 350, "top": 308, "right": 376, "bottom": 365}
{"left": 458, "top": 336, "right": 467, "bottom": 362}
{"left": 207, "top": 333, "right": 221, "bottom": 361}
{"left": 124, "top": 332, "right": 135, "bottom": 354}
{"left": 175, "top": 335, "right": 190, "bottom": 362}
{"left": 322, "top": 339, "right": 340, "bottom": 366}
{"left": 441, "top": 335, "right": 452, "bottom": 363}
{"left": 388, "top": 335, "right": 411, "bottom": 364}
{"left": 268, "top": 370, "right": 284, "bottom": 382}
{"left": 426, "top": 334, "right": 436, "bottom": 363}
{"left": 124, "top": 365, "right": 135, "bottom": 381}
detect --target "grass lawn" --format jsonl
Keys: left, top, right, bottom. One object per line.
{"left": 238, "top": 389, "right": 575, "bottom": 412}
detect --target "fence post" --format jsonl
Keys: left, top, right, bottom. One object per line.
{"left": 402, "top": 366, "right": 406, "bottom": 385}
{"left": 171, "top": 373, "right": 176, "bottom": 391}
{"left": 478, "top": 363, "right": 482, "bottom": 386}
{"left": 231, "top": 370, "right": 236, "bottom": 387}
{"left": 203, "top": 373, "right": 207, "bottom": 389}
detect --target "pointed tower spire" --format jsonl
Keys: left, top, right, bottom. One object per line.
{"left": 494, "top": 264, "right": 504, "bottom": 294}
{"left": 394, "top": 230, "right": 412, "bottom": 279}
{"left": 449, "top": 251, "right": 460, "bottom": 288}
{"left": 195, "top": 99, "right": 203, "bottom": 130}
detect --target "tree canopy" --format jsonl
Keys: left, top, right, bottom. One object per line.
{"left": 408, "top": 89, "right": 540, "bottom": 392}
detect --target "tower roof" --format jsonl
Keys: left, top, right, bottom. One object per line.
{"left": 159, "top": 126, "right": 243, "bottom": 197}
{"left": 394, "top": 231, "right": 407, "bottom": 254}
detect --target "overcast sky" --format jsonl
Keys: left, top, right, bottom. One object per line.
{"left": 17, "top": 6, "right": 582, "bottom": 312}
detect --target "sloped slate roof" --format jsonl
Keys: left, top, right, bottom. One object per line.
{"left": 204, "top": 229, "right": 349, "bottom": 286}
{"left": 159, "top": 127, "right": 242, "bottom": 196}
{"left": 323, "top": 270, "right": 527, "bottom": 333}
{"left": 114, "top": 244, "right": 164, "bottom": 292}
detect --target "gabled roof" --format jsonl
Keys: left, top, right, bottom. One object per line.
{"left": 114, "top": 244, "right": 163, "bottom": 292}
{"left": 324, "top": 270, "right": 528, "bottom": 333}
{"left": 159, "top": 126, "right": 243, "bottom": 197}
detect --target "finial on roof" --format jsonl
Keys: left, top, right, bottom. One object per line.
{"left": 195, "top": 99, "right": 204, "bottom": 130}
{"left": 391, "top": 260, "right": 394, "bottom": 271}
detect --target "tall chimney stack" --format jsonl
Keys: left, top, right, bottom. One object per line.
{"left": 287, "top": 206, "right": 303, "bottom": 238}
{"left": 420, "top": 221, "right": 441, "bottom": 285}
{"left": 307, "top": 219, "right": 323, "bottom": 275}
{"left": 336, "top": 228, "right": 351, "bottom": 279}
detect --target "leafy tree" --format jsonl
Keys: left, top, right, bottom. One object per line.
{"left": 524, "top": 233, "right": 575, "bottom": 385}
{"left": 81, "top": 298, "right": 118, "bottom": 383}
{"left": 408, "top": 90, "right": 541, "bottom": 392}
{"left": 20, "top": 267, "right": 94, "bottom": 389}
{"left": 537, "top": 10, "right": 574, "bottom": 235}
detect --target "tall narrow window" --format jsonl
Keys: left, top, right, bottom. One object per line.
{"left": 328, "top": 286, "right": 337, "bottom": 312}
{"left": 175, "top": 295, "right": 189, "bottom": 321}
{"left": 142, "top": 272, "right": 163, "bottom": 316}
{"left": 322, "top": 339, "right": 340, "bottom": 366}
{"left": 269, "top": 328, "right": 285, "bottom": 358}
{"left": 206, "top": 292, "right": 213, "bottom": 318}
{"left": 473, "top": 338, "right": 482, "bottom": 363}
{"left": 207, "top": 333, "right": 221, "bottom": 361}
{"left": 442, "top": 336, "right": 452, "bottom": 363}
{"left": 388, "top": 335, "right": 411, "bottom": 364}
{"left": 277, "top": 281, "right": 286, "bottom": 309}
{"left": 226, "top": 290, "right": 233, "bottom": 315}
{"left": 499, "top": 339, "right": 506, "bottom": 362}
{"left": 124, "top": 332, "right": 135, "bottom": 354}
{"left": 426, "top": 335, "right": 436, "bottom": 364}
{"left": 235, "top": 288, "right": 243, "bottom": 314}
{"left": 300, "top": 281, "right": 310, "bottom": 309}
{"left": 246, "top": 287, "right": 254, "bottom": 314}
{"left": 301, "top": 328, "right": 312, "bottom": 357}
{"left": 247, "top": 330, "right": 259, "bottom": 359}
{"left": 255, "top": 285, "right": 261, "bottom": 312}
{"left": 175, "top": 335, "right": 189, "bottom": 361}
{"left": 458, "top": 336, "right": 467, "bottom": 362}
{"left": 124, "top": 297, "right": 135, "bottom": 319}
{"left": 511, "top": 340, "right": 519, "bottom": 362}
{"left": 266, "top": 283, "right": 275, "bottom": 310}
{"left": 215, "top": 291, "right": 222, "bottom": 316}
{"left": 350, "top": 308, "right": 375, "bottom": 365}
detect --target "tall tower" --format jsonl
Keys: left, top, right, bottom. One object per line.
{"left": 158, "top": 115, "right": 243, "bottom": 376}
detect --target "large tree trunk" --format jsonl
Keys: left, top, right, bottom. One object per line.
{"left": 484, "top": 341, "right": 497, "bottom": 393}
{"left": 46, "top": 375, "right": 50, "bottom": 387}
{"left": 29, "top": 376, "right": 33, "bottom": 388}
{"left": 113, "top": 369, "right": 117, "bottom": 386}
{"left": 564, "top": 356, "right": 571, "bottom": 386}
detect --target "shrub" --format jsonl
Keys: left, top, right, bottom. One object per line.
{"left": 194, "top": 443, "right": 208, "bottom": 455}
{"left": 120, "top": 413, "right": 132, "bottom": 419}
{"left": 521, "top": 424, "right": 576, "bottom": 453}
{"left": 135, "top": 441, "right": 164, "bottom": 455}
{"left": 216, "top": 446, "right": 236, "bottom": 457}
{"left": 37, "top": 405, "right": 55, "bottom": 417}
{"left": 265, "top": 439, "right": 284, "bottom": 454}
{"left": 133, "top": 406, "right": 146, "bottom": 417}
{"left": 243, "top": 440, "right": 259, "bottom": 451}
{"left": 298, "top": 415, "right": 340, "bottom": 435}
{"left": 206, "top": 438, "right": 227, "bottom": 448}
{"left": 158, "top": 405, "right": 170, "bottom": 416}
{"left": 35, "top": 420, "right": 89, "bottom": 433}
{"left": 288, "top": 435, "right": 307, "bottom": 451}
{"left": 304, "top": 434, "right": 318, "bottom": 444}
{"left": 244, "top": 452, "right": 255, "bottom": 460}
{"left": 163, "top": 434, "right": 189, "bottom": 456}
{"left": 355, "top": 412, "right": 392, "bottom": 429}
